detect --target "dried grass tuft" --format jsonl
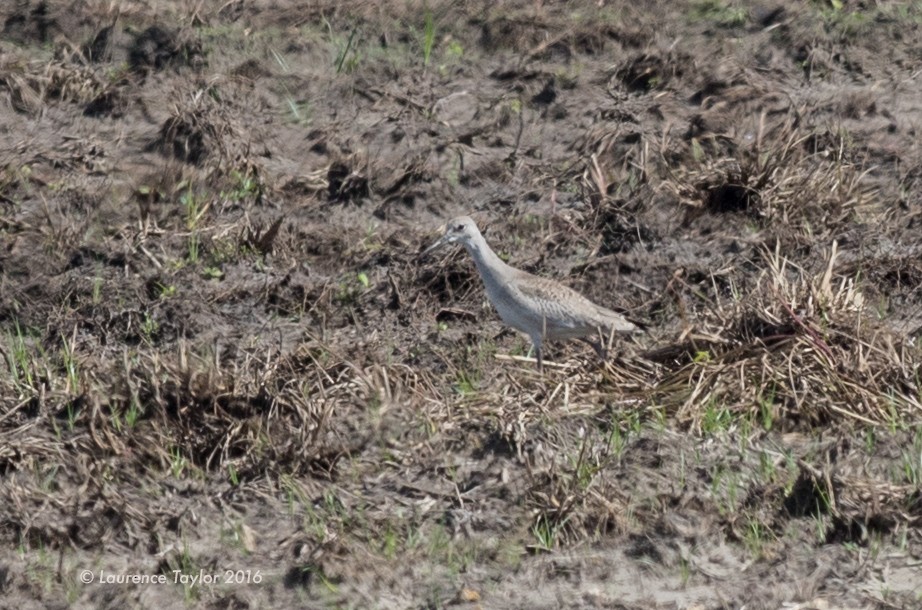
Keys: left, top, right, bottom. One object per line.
{"left": 663, "top": 117, "right": 878, "bottom": 237}
{"left": 648, "top": 241, "right": 920, "bottom": 430}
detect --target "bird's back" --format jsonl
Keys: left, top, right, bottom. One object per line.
{"left": 485, "top": 268, "right": 637, "bottom": 340}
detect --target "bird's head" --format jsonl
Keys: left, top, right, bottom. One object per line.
{"left": 422, "top": 216, "right": 480, "bottom": 256}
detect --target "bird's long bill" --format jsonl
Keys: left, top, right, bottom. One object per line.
{"left": 421, "top": 226, "right": 449, "bottom": 257}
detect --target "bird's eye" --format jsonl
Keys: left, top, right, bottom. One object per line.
{"left": 454, "top": 224, "right": 464, "bottom": 231}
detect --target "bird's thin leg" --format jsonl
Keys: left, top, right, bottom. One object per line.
{"left": 538, "top": 318, "right": 548, "bottom": 373}
{"left": 530, "top": 335, "right": 544, "bottom": 372}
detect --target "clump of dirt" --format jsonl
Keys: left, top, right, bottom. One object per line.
{"left": 128, "top": 25, "right": 204, "bottom": 74}
{"left": 326, "top": 158, "right": 370, "bottom": 202}
{"left": 614, "top": 50, "right": 687, "bottom": 92}
{"left": 3, "top": 0, "right": 57, "bottom": 45}
{"left": 151, "top": 89, "right": 244, "bottom": 166}
{"left": 82, "top": 84, "right": 128, "bottom": 118}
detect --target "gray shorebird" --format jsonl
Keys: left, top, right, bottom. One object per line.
{"left": 423, "top": 216, "right": 639, "bottom": 371}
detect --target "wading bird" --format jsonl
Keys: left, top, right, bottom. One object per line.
{"left": 423, "top": 216, "right": 639, "bottom": 371}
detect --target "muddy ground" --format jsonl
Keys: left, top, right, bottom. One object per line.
{"left": 1, "top": 1, "right": 921, "bottom": 608}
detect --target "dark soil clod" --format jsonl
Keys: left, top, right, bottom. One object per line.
{"left": 128, "top": 25, "right": 203, "bottom": 74}
{"left": 156, "top": 113, "right": 209, "bottom": 164}
{"left": 706, "top": 182, "right": 757, "bottom": 213}
{"left": 327, "top": 160, "right": 369, "bottom": 202}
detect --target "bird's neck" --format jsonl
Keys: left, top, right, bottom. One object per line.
{"left": 464, "top": 231, "right": 511, "bottom": 285}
